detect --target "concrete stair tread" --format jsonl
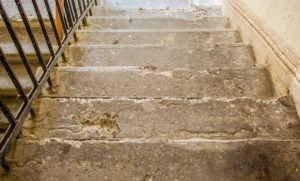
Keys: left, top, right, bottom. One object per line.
{"left": 64, "top": 43, "right": 255, "bottom": 69}
{"left": 23, "top": 96, "right": 300, "bottom": 140}
{"left": 94, "top": 6, "right": 222, "bottom": 17}
{"left": 85, "top": 16, "right": 230, "bottom": 30}
{"left": 75, "top": 29, "right": 241, "bottom": 46}
{"left": 3, "top": 139, "right": 300, "bottom": 180}
{"left": 42, "top": 66, "right": 274, "bottom": 98}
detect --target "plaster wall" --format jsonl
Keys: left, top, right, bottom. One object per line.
{"left": 223, "top": 0, "right": 300, "bottom": 116}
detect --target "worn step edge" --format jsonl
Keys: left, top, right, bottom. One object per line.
{"left": 4, "top": 138, "right": 300, "bottom": 181}
{"left": 23, "top": 95, "right": 299, "bottom": 140}
{"left": 77, "top": 29, "right": 237, "bottom": 33}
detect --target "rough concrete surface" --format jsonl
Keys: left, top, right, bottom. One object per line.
{"left": 43, "top": 67, "right": 274, "bottom": 98}
{"left": 1, "top": 1, "right": 300, "bottom": 180}
{"left": 85, "top": 16, "right": 230, "bottom": 30}
{"left": 22, "top": 96, "right": 300, "bottom": 140}
{"left": 94, "top": 6, "right": 222, "bottom": 17}
{"left": 75, "top": 29, "right": 242, "bottom": 47}
{"left": 65, "top": 44, "right": 255, "bottom": 69}
{"left": 2, "top": 139, "right": 300, "bottom": 181}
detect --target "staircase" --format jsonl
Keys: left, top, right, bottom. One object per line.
{"left": 1, "top": 1, "right": 300, "bottom": 180}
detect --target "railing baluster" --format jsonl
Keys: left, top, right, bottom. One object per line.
{"left": 67, "top": 0, "right": 76, "bottom": 22}
{"left": 32, "top": 0, "right": 55, "bottom": 57}
{"left": 44, "top": 0, "right": 67, "bottom": 61}
{"left": 0, "top": 1, "right": 38, "bottom": 87}
{"left": 77, "top": 0, "right": 87, "bottom": 25}
{"left": 55, "top": 0, "right": 68, "bottom": 39}
{"left": 15, "top": 0, "right": 53, "bottom": 89}
{"left": 87, "top": 0, "right": 93, "bottom": 16}
{"left": 64, "top": 0, "right": 78, "bottom": 40}
{"left": 70, "top": 0, "right": 80, "bottom": 29}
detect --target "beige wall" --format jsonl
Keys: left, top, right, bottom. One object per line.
{"left": 239, "top": 0, "right": 300, "bottom": 58}
{"left": 223, "top": 0, "right": 300, "bottom": 116}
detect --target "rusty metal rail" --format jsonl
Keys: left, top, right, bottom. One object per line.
{"left": 0, "top": 0, "right": 97, "bottom": 170}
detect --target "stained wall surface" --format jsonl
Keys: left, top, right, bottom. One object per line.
{"left": 238, "top": 0, "right": 300, "bottom": 58}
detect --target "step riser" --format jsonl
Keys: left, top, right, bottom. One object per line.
{"left": 0, "top": 64, "right": 40, "bottom": 97}
{"left": 65, "top": 45, "right": 255, "bottom": 69}
{"left": 0, "top": 29, "right": 56, "bottom": 53}
{"left": 5, "top": 140, "right": 300, "bottom": 180}
{"left": 23, "top": 97, "right": 300, "bottom": 140}
{"left": 75, "top": 30, "right": 241, "bottom": 47}
{"left": 42, "top": 67, "right": 274, "bottom": 98}
{"left": 85, "top": 17, "right": 230, "bottom": 30}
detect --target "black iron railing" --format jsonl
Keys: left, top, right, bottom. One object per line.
{"left": 0, "top": 0, "right": 97, "bottom": 170}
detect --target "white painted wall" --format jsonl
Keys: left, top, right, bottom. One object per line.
{"left": 239, "top": 0, "right": 300, "bottom": 58}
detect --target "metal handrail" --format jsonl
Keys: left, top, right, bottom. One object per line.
{"left": 0, "top": 0, "right": 97, "bottom": 171}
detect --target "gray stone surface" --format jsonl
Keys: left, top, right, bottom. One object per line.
{"left": 23, "top": 96, "right": 300, "bottom": 140}
{"left": 94, "top": 6, "right": 222, "bottom": 17}
{"left": 64, "top": 44, "right": 255, "bottom": 69}
{"left": 75, "top": 29, "right": 241, "bottom": 47}
{"left": 1, "top": 1, "right": 300, "bottom": 179}
{"left": 2, "top": 139, "right": 300, "bottom": 180}
{"left": 85, "top": 16, "right": 230, "bottom": 30}
{"left": 43, "top": 67, "right": 274, "bottom": 98}
{"left": 101, "top": 0, "right": 193, "bottom": 10}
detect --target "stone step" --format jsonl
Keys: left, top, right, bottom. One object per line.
{"left": 98, "top": 0, "right": 193, "bottom": 10}
{"left": 75, "top": 29, "right": 241, "bottom": 47}
{"left": 42, "top": 66, "right": 274, "bottom": 98}
{"left": 0, "top": 63, "right": 39, "bottom": 97}
{"left": 85, "top": 16, "right": 230, "bottom": 30}
{"left": 0, "top": 29, "right": 56, "bottom": 55}
{"left": 64, "top": 44, "right": 255, "bottom": 69}
{"left": 93, "top": 6, "right": 222, "bottom": 17}
{"left": 23, "top": 96, "right": 300, "bottom": 140}
{"left": 3, "top": 139, "right": 300, "bottom": 180}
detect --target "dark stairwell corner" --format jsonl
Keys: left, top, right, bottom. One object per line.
{"left": 0, "top": 0, "right": 300, "bottom": 180}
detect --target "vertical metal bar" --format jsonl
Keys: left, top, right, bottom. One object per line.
{"left": 32, "top": 0, "right": 55, "bottom": 57}
{"left": 67, "top": 0, "right": 76, "bottom": 22}
{"left": 0, "top": 48, "right": 36, "bottom": 117}
{"left": 15, "top": 0, "right": 53, "bottom": 88}
{"left": 44, "top": 0, "right": 67, "bottom": 61}
{"left": 44, "top": 0, "right": 61, "bottom": 47}
{"left": 70, "top": 0, "right": 79, "bottom": 23}
{"left": 1, "top": 155, "right": 10, "bottom": 171}
{"left": 87, "top": 0, "right": 93, "bottom": 16}
{"left": 82, "top": 0, "right": 87, "bottom": 11}
{"left": 64, "top": 0, "right": 74, "bottom": 27}
{"left": 0, "top": 98, "right": 16, "bottom": 126}
{"left": 0, "top": 1, "right": 38, "bottom": 87}
{"left": 77, "top": 0, "right": 87, "bottom": 25}
{"left": 64, "top": 0, "right": 78, "bottom": 40}
{"left": 55, "top": 0, "right": 68, "bottom": 38}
